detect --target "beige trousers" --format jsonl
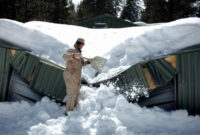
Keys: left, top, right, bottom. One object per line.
{"left": 63, "top": 71, "right": 81, "bottom": 114}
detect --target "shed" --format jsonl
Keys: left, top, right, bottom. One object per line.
{"left": 93, "top": 44, "right": 200, "bottom": 115}
{"left": 0, "top": 39, "right": 66, "bottom": 103}
{"left": 1, "top": 38, "right": 200, "bottom": 115}
{"left": 76, "top": 14, "right": 137, "bottom": 28}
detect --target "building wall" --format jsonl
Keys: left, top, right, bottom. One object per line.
{"left": 177, "top": 51, "right": 200, "bottom": 114}
{"left": 7, "top": 71, "right": 43, "bottom": 102}
{"left": 0, "top": 48, "right": 10, "bottom": 100}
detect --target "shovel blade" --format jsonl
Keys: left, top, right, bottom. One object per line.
{"left": 91, "top": 56, "right": 107, "bottom": 72}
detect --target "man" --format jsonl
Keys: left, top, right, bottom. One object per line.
{"left": 63, "top": 38, "right": 92, "bottom": 115}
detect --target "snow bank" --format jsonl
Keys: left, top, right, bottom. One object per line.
{"left": 0, "top": 97, "right": 64, "bottom": 135}
{"left": 1, "top": 85, "right": 200, "bottom": 135}
{"left": 0, "top": 19, "right": 68, "bottom": 65}
{"left": 0, "top": 18, "right": 200, "bottom": 83}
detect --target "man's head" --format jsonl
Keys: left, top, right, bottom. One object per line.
{"left": 74, "top": 38, "right": 85, "bottom": 50}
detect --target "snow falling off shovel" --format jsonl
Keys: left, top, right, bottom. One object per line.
{"left": 84, "top": 56, "right": 107, "bottom": 72}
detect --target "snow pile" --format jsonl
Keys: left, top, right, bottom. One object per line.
{"left": 0, "top": 19, "right": 68, "bottom": 66}
{"left": 134, "top": 21, "right": 165, "bottom": 26}
{"left": 1, "top": 85, "right": 200, "bottom": 135}
{"left": 0, "top": 97, "right": 64, "bottom": 135}
{"left": 1, "top": 18, "right": 200, "bottom": 82}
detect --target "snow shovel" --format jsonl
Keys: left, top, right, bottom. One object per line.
{"left": 83, "top": 56, "right": 107, "bottom": 72}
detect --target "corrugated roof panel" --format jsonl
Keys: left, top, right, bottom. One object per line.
{"left": 145, "top": 59, "right": 177, "bottom": 86}
{"left": 0, "top": 48, "right": 10, "bottom": 100}
{"left": 137, "top": 81, "right": 176, "bottom": 111}
{"left": 10, "top": 51, "right": 26, "bottom": 72}
{"left": 142, "top": 67, "right": 157, "bottom": 90}
{"left": 30, "top": 62, "right": 66, "bottom": 102}
{"left": 30, "top": 62, "right": 42, "bottom": 90}
{"left": 55, "top": 70, "right": 66, "bottom": 101}
{"left": 21, "top": 54, "right": 39, "bottom": 79}
{"left": 46, "top": 67, "right": 58, "bottom": 94}
{"left": 177, "top": 51, "right": 200, "bottom": 114}
{"left": 10, "top": 51, "right": 39, "bottom": 80}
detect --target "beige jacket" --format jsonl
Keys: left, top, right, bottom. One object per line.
{"left": 63, "top": 48, "right": 89, "bottom": 95}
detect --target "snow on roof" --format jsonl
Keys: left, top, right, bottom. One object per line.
{"left": 1, "top": 18, "right": 200, "bottom": 135}
{"left": 0, "top": 19, "right": 68, "bottom": 66}
{"left": 0, "top": 17, "right": 200, "bottom": 82}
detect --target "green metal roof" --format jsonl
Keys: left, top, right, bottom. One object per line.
{"left": 9, "top": 51, "right": 66, "bottom": 102}
{"left": 30, "top": 62, "right": 66, "bottom": 102}
{"left": 76, "top": 14, "right": 136, "bottom": 28}
{"left": 177, "top": 50, "right": 200, "bottom": 114}
{"left": 0, "top": 48, "right": 10, "bottom": 101}
{"left": 10, "top": 51, "right": 39, "bottom": 80}
{"left": 145, "top": 59, "right": 177, "bottom": 86}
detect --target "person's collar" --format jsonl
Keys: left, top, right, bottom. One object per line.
{"left": 75, "top": 46, "right": 82, "bottom": 53}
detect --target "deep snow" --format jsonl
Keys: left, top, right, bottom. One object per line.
{"left": 1, "top": 85, "right": 200, "bottom": 135}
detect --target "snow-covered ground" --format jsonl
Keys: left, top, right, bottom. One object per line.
{"left": 1, "top": 85, "right": 200, "bottom": 135}
{"left": 0, "top": 18, "right": 200, "bottom": 135}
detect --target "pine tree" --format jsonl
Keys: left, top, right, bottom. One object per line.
{"left": 167, "top": 0, "right": 197, "bottom": 20}
{"left": 66, "top": 0, "right": 77, "bottom": 24}
{"left": 53, "top": 0, "right": 67, "bottom": 23}
{"left": 141, "top": 0, "right": 169, "bottom": 23}
{"left": 77, "top": 0, "right": 117, "bottom": 21}
{"left": 15, "top": 0, "right": 27, "bottom": 22}
{"left": 0, "top": 0, "right": 15, "bottom": 19}
{"left": 96, "top": 0, "right": 116, "bottom": 15}
{"left": 196, "top": 1, "right": 200, "bottom": 17}
{"left": 113, "top": 0, "right": 124, "bottom": 17}
{"left": 120, "top": 0, "right": 142, "bottom": 22}
{"left": 77, "top": 0, "right": 98, "bottom": 21}
{"left": 141, "top": 0, "right": 197, "bottom": 23}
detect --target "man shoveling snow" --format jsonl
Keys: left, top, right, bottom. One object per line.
{"left": 63, "top": 38, "right": 93, "bottom": 116}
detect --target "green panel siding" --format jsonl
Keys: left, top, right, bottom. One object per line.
{"left": 30, "top": 62, "right": 66, "bottom": 102}
{"left": 76, "top": 14, "right": 136, "bottom": 28}
{"left": 9, "top": 51, "right": 66, "bottom": 102}
{"left": 0, "top": 48, "right": 10, "bottom": 100}
{"left": 146, "top": 59, "right": 177, "bottom": 86}
{"left": 177, "top": 51, "right": 200, "bottom": 114}
{"left": 10, "top": 51, "right": 39, "bottom": 79}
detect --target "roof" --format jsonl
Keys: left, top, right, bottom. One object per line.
{"left": 9, "top": 50, "right": 66, "bottom": 102}
{"left": 0, "top": 38, "right": 31, "bottom": 51}
{"left": 76, "top": 14, "right": 137, "bottom": 28}
{"left": 92, "top": 44, "right": 200, "bottom": 114}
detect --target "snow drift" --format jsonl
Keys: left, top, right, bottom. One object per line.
{"left": 0, "top": 85, "right": 200, "bottom": 135}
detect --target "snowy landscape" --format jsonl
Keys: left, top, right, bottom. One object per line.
{"left": 1, "top": 84, "right": 200, "bottom": 135}
{"left": 0, "top": 17, "right": 200, "bottom": 135}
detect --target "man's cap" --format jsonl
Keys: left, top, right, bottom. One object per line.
{"left": 76, "top": 38, "right": 85, "bottom": 44}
